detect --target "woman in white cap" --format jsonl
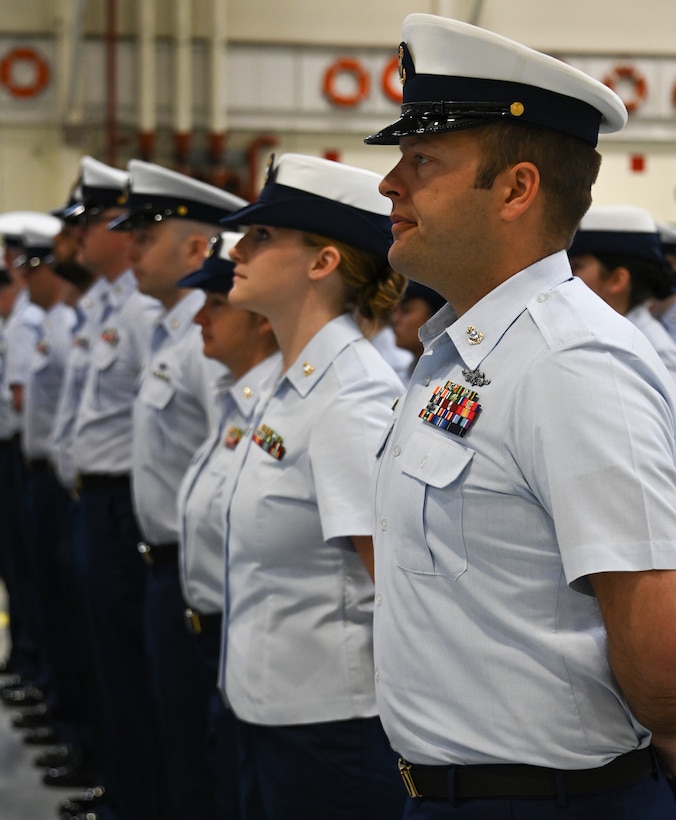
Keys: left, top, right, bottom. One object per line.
{"left": 175, "top": 232, "right": 280, "bottom": 819}
{"left": 569, "top": 204, "right": 676, "bottom": 381}
{"left": 218, "top": 153, "right": 406, "bottom": 819}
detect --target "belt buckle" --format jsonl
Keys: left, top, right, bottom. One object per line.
{"left": 398, "top": 758, "right": 422, "bottom": 798}
{"left": 184, "top": 608, "right": 202, "bottom": 635}
{"left": 137, "top": 542, "right": 154, "bottom": 566}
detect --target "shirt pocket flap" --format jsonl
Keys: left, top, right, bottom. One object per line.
{"left": 400, "top": 426, "right": 474, "bottom": 489}
{"left": 141, "top": 374, "right": 176, "bottom": 410}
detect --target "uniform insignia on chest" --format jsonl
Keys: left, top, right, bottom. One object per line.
{"left": 253, "top": 423, "right": 286, "bottom": 461}
{"left": 152, "top": 362, "right": 170, "bottom": 382}
{"left": 419, "top": 381, "right": 481, "bottom": 437}
{"left": 223, "top": 425, "right": 244, "bottom": 449}
{"left": 462, "top": 367, "right": 491, "bottom": 387}
{"left": 101, "top": 326, "right": 119, "bottom": 347}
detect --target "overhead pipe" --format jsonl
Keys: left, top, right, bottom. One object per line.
{"left": 105, "top": 0, "right": 118, "bottom": 167}
{"left": 206, "top": 0, "right": 229, "bottom": 186}
{"left": 55, "top": 0, "right": 86, "bottom": 129}
{"left": 173, "top": 0, "right": 193, "bottom": 173}
{"left": 137, "top": 0, "right": 157, "bottom": 161}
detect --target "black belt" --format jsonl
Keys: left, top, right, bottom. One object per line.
{"left": 25, "top": 457, "right": 51, "bottom": 472}
{"left": 398, "top": 747, "right": 654, "bottom": 800}
{"left": 184, "top": 608, "right": 222, "bottom": 636}
{"left": 78, "top": 472, "right": 130, "bottom": 490}
{"left": 137, "top": 541, "right": 179, "bottom": 566}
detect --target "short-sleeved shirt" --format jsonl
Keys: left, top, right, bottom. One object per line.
{"left": 373, "top": 251, "right": 676, "bottom": 769}
{"left": 222, "top": 313, "right": 403, "bottom": 726}
{"left": 658, "top": 298, "right": 676, "bottom": 342}
{"left": 50, "top": 277, "right": 111, "bottom": 487}
{"left": 23, "top": 302, "right": 77, "bottom": 459}
{"left": 132, "top": 290, "right": 225, "bottom": 545}
{"left": 72, "top": 271, "right": 161, "bottom": 475}
{"left": 177, "top": 352, "right": 281, "bottom": 613}
{"left": 627, "top": 303, "right": 676, "bottom": 382}
{"left": 0, "top": 290, "right": 44, "bottom": 440}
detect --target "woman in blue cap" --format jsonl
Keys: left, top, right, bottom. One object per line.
{"left": 218, "top": 153, "right": 406, "bottom": 819}
{"left": 176, "top": 231, "right": 280, "bottom": 819}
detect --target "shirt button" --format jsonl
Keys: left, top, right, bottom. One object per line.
{"left": 375, "top": 593, "right": 382, "bottom": 606}
{"left": 375, "top": 667, "right": 380, "bottom": 682}
{"left": 393, "top": 445, "right": 401, "bottom": 457}
{"left": 423, "top": 376, "right": 431, "bottom": 386}
{"left": 380, "top": 518, "right": 388, "bottom": 531}
{"left": 536, "top": 293, "right": 547, "bottom": 303}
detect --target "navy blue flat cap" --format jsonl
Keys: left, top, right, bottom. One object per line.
{"left": 178, "top": 232, "right": 242, "bottom": 293}
{"left": 569, "top": 205, "right": 667, "bottom": 267}
{"left": 220, "top": 153, "right": 393, "bottom": 259}
{"left": 365, "top": 14, "right": 627, "bottom": 147}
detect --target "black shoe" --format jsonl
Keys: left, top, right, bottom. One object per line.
{"left": 22, "top": 725, "right": 58, "bottom": 745}
{"left": 43, "top": 765, "right": 96, "bottom": 788}
{"left": 58, "top": 785, "right": 105, "bottom": 813}
{"left": 11, "top": 702, "right": 51, "bottom": 728}
{"left": 34, "top": 744, "right": 76, "bottom": 768}
{"left": 1, "top": 683, "right": 44, "bottom": 706}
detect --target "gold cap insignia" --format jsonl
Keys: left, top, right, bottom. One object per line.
{"left": 398, "top": 45, "right": 407, "bottom": 86}
{"left": 510, "top": 101, "right": 525, "bottom": 117}
{"left": 176, "top": 204, "right": 188, "bottom": 216}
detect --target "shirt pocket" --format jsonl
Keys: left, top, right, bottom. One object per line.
{"left": 137, "top": 375, "right": 177, "bottom": 456}
{"left": 396, "top": 425, "right": 473, "bottom": 578}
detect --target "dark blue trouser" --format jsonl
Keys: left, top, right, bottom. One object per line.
{"left": 237, "top": 715, "right": 405, "bottom": 820}
{"left": 402, "top": 755, "right": 676, "bottom": 819}
{"left": 0, "top": 436, "right": 38, "bottom": 679}
{"left": 192, "top": 626, "right": 241, "bottom": 819}
{"left": 80, "top": 479, "right": 159, "bottom": 820}
{"left": 143, "top": 559, "right": 218, "bottom": 819}
{"left": 24, "top": 463, "right": 85, "bottom": 747}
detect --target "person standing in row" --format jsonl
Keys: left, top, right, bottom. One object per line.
{"left": 568, "top": 204, "right": 676, "bottom": 381}
{"left": 109, "top": 160, "right": 247, "bottom": 820}
{"left": 68, "top": 158, "right": 162, "bottom": 820}
{"left": 177, "top": 231, "right": 280, "bottom": 818}
{"left": 364, "top": 13, "right": 676, "bottom": 818}
{"left": 218, "top": 153, "right": 407, "bottom": 819}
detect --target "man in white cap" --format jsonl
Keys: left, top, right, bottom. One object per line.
{"left": 568, "top": 205, "right": 676, "bottom": 381}
{"left": 365, "top": 13, "right": 676, "bottom": 818}
{"left": 0, "top": 212, "right": 53, "bottom": 706}
{"left": 109, "top": 160, "right": 247, "bottom": 820}
{"left": 63, "top": 156, "right": 162, "bottom": 820}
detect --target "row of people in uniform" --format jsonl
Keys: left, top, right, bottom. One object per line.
{"left": 1, "top": 10, "right": 676, "bottom": 820}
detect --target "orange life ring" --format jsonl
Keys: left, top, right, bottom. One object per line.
{"left": 0, "top": 46, "right": 50, "bottom": 99}
{"left": 323, "top": 58, "right": 370, "bottom": 108}
{"left": 381, "top": 55, "right": 403, "bottom": 104}
{"left": 602, "top": 64, "right": 647, "bottom": 114}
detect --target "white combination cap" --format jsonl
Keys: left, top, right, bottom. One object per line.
{"left": 365, "top": 13, "right": 628, "bottom": 146}
{"left": 109, "top": 160, "right": 248, "bottom": 229}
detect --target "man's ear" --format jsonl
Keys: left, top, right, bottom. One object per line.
{"left": 184, "top": 233, "right": 211, "bottom": 269}
{"left": 496, "top": 161, "right": 541, "bottom": 223}
{"left": 605, "top": 265, "right": 632, "bottom": 297}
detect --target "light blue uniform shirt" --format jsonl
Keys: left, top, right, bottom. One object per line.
{"left": 132, "top": 290, "right": 224, "bottom": 545}
{"left": 0, "top": 290, "right": 44, "bottom": 440}
{"left": 50, "top": 277, "right": 111, "bottom": 487}
{"left": 221, "top": 314, "right": 403, "bottom": 726}
{"left": 373, "top": 251, "right": 676, "bottom": 769}
{"left": 627, "top": 303, "right": 676, "bottom": 382}
{"left": 177, "top": 352, "right": 281, "bottom": 613}
{"left": 72, "top": 270, "right": 161, "bottom": 475}
{"left": 23, "top": 302, "right": 77, "bottom": 459}
{"left": 658, "top": 298, "right": 676, "bottom": 342}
